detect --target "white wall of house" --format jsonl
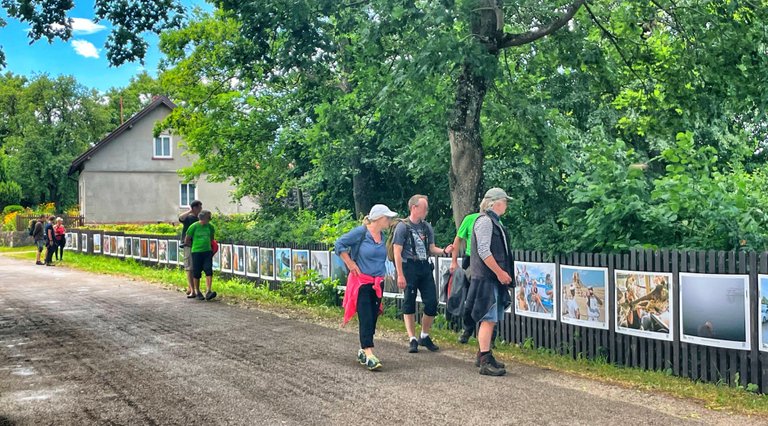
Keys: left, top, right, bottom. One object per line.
{"left": 78, "top": 104, "right": 257, "bottom": 224}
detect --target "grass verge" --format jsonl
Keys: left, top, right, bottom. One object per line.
{"left": 6, "top": 249, "right": 768, "bottom": 416}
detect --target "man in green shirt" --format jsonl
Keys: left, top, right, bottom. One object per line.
{"left": 184, "top": 210, "right": 217, "bottom": 301}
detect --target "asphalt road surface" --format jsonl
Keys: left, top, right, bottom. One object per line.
{"left": 0, "top": 255, "right": 764, "bottom": 425}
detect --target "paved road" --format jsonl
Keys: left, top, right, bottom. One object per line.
{"left": 0, "top": 255, "right": 763, "bottom": 425}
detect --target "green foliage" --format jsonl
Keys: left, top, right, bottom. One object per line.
{"left": 0, "top": 181, "right": 22, "bottom": 208}
{"left": 2, "top": 204, "right": 22, "bottom": 215}
{"left": 213, "top": 210, "right": 358, "bottom": 245}
{"left": 81, "top": 223, "right": 180, "bottom": 236}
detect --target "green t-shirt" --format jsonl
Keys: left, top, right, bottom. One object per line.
{"left": 457, "top": 213, "right": 480, "bottom": 256}
{"left": 186, "top": 222, "right": 215, "bottom": 253}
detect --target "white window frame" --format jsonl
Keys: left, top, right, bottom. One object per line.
{"left": 153, "top": 135, "right": 173, "bottom": 159}
{"left": 180, "top": 183, "right": 197, "bottom": 208}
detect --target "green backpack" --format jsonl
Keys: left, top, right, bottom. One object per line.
{"left": 386, "top": 219, "right": 416, "bottom": 262}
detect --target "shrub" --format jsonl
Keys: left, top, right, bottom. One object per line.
{"left": 2, "top": 205, "right": 23, "bottom": 215}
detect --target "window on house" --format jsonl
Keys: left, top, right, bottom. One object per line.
{"left": 153, "top": 136, "right": 172, "bottom": 158}
{"left": 180, "top": 183, "right": 197, "bottom": 207}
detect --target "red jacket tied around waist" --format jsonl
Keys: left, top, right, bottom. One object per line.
{"left": 342, "top": 272, "right": 384, "bottom": 325}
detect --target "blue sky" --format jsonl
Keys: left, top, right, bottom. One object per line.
{"left": 0, "top": 1, "right": 211, "bottom": 92}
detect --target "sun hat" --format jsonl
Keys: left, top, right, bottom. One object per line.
{"left": 368, "top": 204, "right": 398, "bottom": 221}
{"left": 483, "top": 187, "right": 513, "bottom": 202}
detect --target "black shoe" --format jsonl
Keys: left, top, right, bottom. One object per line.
{"left": 45, "top": 263, "right": 54, "bottom": 267}
{"left": 458, "top": 329, "right": 472, "bottom": 344}
{"left": 475, "top": 351, "right": 505, "bottom": 368}
{"left": 205, "top": 291, "right": 217, "bottom": 301}
{"left": 419, "top": 335, "right": 439, "bottom": 352}
{"left": 36, "top": 261, "right": 43, "bottom": 265}
{"left": 196, "top": 293, "right": 205, "bottom": 301}
{"left": 408, "top": 339, "right": 419, "bottom": 353}
{"left": 479, "top": 353, "right": 506, "bottom": 376}
{"left": 187, "top": 292, "right": 197, "bottom": 299}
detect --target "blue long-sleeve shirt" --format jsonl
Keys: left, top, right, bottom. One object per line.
{"left": 334, "top": 225, "right": 387, "bottom": 277}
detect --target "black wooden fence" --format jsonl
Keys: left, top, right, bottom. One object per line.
{"left": 66, "top": 229, "right": 768, "bottom": 392}
{"left": 16, "top": 215, "right": 84, "bottom": 231}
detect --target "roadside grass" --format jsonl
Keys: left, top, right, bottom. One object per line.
{"left": 6, "top": 250, "right": 768, "bottom": 416}
{"left": 0, "top": 245, "right": 37, "bottom": 253}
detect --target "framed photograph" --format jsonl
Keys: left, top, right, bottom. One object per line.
{"left": 64, "top": 233, "right": 71, "bottom": 250}
{"left": 246, "top": 246, "right": 259, "bottom": 278}
{"left": 615, "top": 270, "right": 673, "bottom": 341}
{"left": 212, "top": 249, "right": 221, "bottom": 271}
{"left": 310, "top": 250, "right": 330, "bottom": 280}
{"left": 383, "top": 259, "right": 400, "bottom": 298}
{"left": 680, "top": 273, "right": 750, "bottom": 350}
{"left": 124, "top": 237, "right": 132, "bottom": 257}
{"left": 168, "top": 240, "right": 179, "bottom": 264}
{"left": 158, "top": 240, "right": 168, "bottom": 264}
{"left": 220, "top": 244, "right": 233, "bottom": 273}
{"left": 513, "top": 262, "right": 557, "bottom": 320}
{"left": 259, "top": 248, "right": 275, "bottom": 280}
{"left": 292, "top": 249, "right": 309, "bottom": 279}
{"left": 149, "top": 239, "right": 158, "bottom": 262}
{"left": 560, "top": 265, "right": 609, "bottom": 330}
{"left": 140, "top": 238, "right": 149, "bottom": 260}
{"left": 110, "top": 236, "right": 118, "bottom": 256}
{"left": 116, "top": 236, "right": 125, "bottom": 257}
{"left": 233, "top": 245, "right": 246, "bottom": 275}
{"left": 132, "top": 238, "right": 141, "bottom": 260}
{"left": 179, "top": 244, "right": 187, "bottom": 267}
{"left": 93, "top": 233, "right": 102, "bottom": 254}
{"left": 275, "top": 248, "right": 292, "bottom": 281}
{"left": 436, "top": 257, "right": 453, "bottom": 305}
{"left": 759, "top": 275, "right": 768, "bottom": 352}
{"left": 81, "top": 234, "right": 88, "bottom": 253}
{"left": 331, "top": 252, "right": 348, "bottom": 290}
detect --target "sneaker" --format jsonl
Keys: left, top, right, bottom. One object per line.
{"left": 196, "top": 293, "right": 205, "bottom": 301}
{"left": 478, "top": 353, "right": 506, "bottom": 376}
{"left": 45, "top": 263, "right": 54, "bottom": 267}
{"left": 186, "top": 292, "right": 197, "bottom": 299}
{"left": 357, "top": 349, "right": 367, "bottom": 365}
{"left": 458, "top": 329, "right": 472, "bottom": 344}
{"left": 408, "top": 338, "right": 419, "bottom": 353}
{"left": 205, "top": 291, "right": 217, "bottom": 301}
{"left": 365, "top": 354, "right": 382, "bottom": 371}
{"left": 475, "top": 351, "right": 505, "bottom": 368}
{"left": 419, "top": 335, "right": 439, "bottom": 352}
{"left": 36, "top": 261, "right": 43, "bottom": 265}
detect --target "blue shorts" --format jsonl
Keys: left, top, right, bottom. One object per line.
{"left": 480, "top": 286, "right": 505, "bottom": 323}
{"left": 35, "top": 240, "right": 45, "bottom": 251}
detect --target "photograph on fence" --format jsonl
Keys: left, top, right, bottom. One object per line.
{"left": 124, "top": 237, "right": 132, "bottom": 257}
{"left": 680, "top": 273, "right": 750, "bottom": 350}
{"left": 276, "top": 248, "right": 292, "bottom": 281}
{"left": 292, "top": 249, "right": 309, "bottom": 279}
{"left": 233, "top": 245, "right": 246, "bottom": 275}
{"left": 246, "top": 246, "right": 259, "bottom": 278}
{"left": 259, "top": 248, "right": 275, "bottom": 280}
{"left": 110, "top": 236, "right": 118, "bottom": 256}
{"left": 513, "top": 261, "right": 557, "bottom": 320}
{"left": 310, "top": 250, "right": 330, "bottom": 280}
{"left": 105, "top": 235, "right": 112, "bottom": 255}
{"left": 614, "top": 270, "right": 673, "bottom": 341}
{"left": 158, "top": 240, "right": 168, "bottom": 264}
{"left": 81, "top": 234, "right": 88, "bottom": 253}
{"left": 213, "top": 248, "right": 221, "bottom": 271}
{"left": 383, "top": 259, "right": 400, "bottom": 298}
{"left": 140, "top": 238, "right": 148, "bottom": 260}
{"left": 331, "top": 253, "right": 348, "bottom": 289}
{"left": 93, "top": 234, "right": 102, "bottom": 254}
{"left": 149, "top": 239, "right": 158, "bottom": 262}
{"left": 560, "top": 266, "right": 609, "bottom": 330}
{"left": 133, "top": 238, "right": 141, "bottom": 259}
{"left": 437, "top": 257, "right": 452, "bottom": 305}
{"left": 759, "top": 275, "right": 768, "bottom": 352}
{"left": 117, "top": 236, "right": 125, "bottom": 257}
{"left": 168, "top": 240, "right": 178, "bottom": 264}
{"left": 65, "top": 233, "right": 73, "bottom": 250}
{"left": 220, "top": 244, "right": 233, "bottom": 273}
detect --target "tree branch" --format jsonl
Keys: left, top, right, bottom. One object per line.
{"left": 498, "top": 0, "right": 586, "bottom": 49}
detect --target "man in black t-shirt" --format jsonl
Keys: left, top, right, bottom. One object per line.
{"left": 179, "top": 200, "right": 203, "bottom": 298}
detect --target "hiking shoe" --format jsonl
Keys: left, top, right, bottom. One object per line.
{"left": 205, "top": 291, "right": 217, "bottom": 301}
{"left": 475, "top": 351, "right": 505, "bottom": 368}
{"left": 458, "top": 329, "right": 472, "bottom": 344}
{"left": 408, "top": 339, "right": 419, "bottom": 353}
{"left": 196, "top": 293, "right": 205, "bottom": 301}
{"left": 365, "top": 354, "right": 382, "bottom": 371}
{"left": 186, "top": 292, "right": 197, "bottom": 299}
{"left": 419, "top": 336, "right": 439, "bottom": 352}
{"left": 36, "top": 261, "right": 43, "bottom": 265}
{"left": 357, "top": 349, "right": 367, "bottom": 365}
{"left": 479, "top": 353, "right": 506, "bottom": 376}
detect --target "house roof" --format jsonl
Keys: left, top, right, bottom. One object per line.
{"left": 68, "top": 95, "right": 177, "bottom": 175}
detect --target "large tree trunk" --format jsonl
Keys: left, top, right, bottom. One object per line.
{"left": 351, "top": 155, "right": 372, "bottom": 218}
{"left": 448, "top": 64, "right": 488, "bottom": 228}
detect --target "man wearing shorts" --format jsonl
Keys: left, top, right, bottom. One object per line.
{"left": 179, "top": 200, "right": 202, "bottom": 298}
{"left": 184, "top": 210, "right": 216, "bottom": 301}
{"left": 393, "top": 194, "right": 453, "bottom": 353}
{"left": 32, "top": 215, "right": 45, "bottom": 265}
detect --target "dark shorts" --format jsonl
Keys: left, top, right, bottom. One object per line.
{"left": 402, "top": 260, "right": 438, "bottom": 316}
{"left": 191, "top": 251, "right": 213, "bottom": 279}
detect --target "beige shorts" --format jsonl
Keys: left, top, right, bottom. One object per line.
{"left": 184, "top": 246, "right": 193, "bottom": 271}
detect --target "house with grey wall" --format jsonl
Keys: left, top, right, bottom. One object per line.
{"left": 68, "top": 96, "right": 257, "bottom": 224}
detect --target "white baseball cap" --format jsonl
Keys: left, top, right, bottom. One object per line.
{"left": 368, "top": 204, "right": 398, "bottom": 221}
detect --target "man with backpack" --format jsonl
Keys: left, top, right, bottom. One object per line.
{"left": 43, "top": 216, "right": 56, "bottom": 266}
{"left": 32, "top": 215, "right": 45, "bottom": 265}
{"left": 391, "top": 194, "right": 453, "bottom": 353}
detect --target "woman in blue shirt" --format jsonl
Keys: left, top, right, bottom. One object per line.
{"left": 335, "top": 204, "right": 398, "bottom": 371}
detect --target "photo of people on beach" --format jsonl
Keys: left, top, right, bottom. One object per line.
{"left": 560, "top": 266, "right": 609, "bottom": 330}
{"left": 514, "top": 262, "right": 557, "bottom": 320}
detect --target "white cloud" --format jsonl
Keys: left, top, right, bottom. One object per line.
{"left": 51, "top": 18, "right": 107, "bottom": 35}
{"left": 71, "top": 40, "right": 99, "bottom": 59}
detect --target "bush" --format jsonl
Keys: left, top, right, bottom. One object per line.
{"left": 2, "top": 205, "right": 23, "bottom": 215}
{"left": 0, "top": 181, "right": 22, "bottom": 209}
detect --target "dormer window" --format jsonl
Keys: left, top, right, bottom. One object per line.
{"left": 153, "top": 135, "right": 172, "bottom": 159}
